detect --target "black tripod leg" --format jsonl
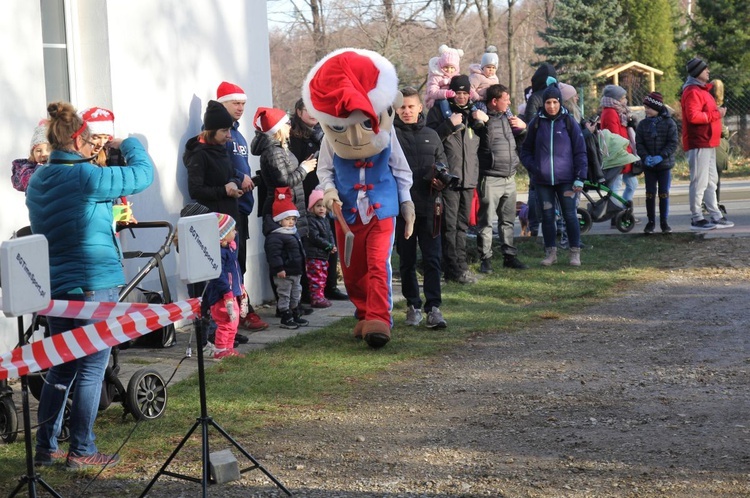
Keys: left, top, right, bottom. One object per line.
{"left": 138, "top": 418, "right": 203, "bottom": 497}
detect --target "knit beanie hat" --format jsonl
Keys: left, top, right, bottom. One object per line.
{"left": 686, "top": 57, "right": 708, "bottom": 78}
{"left": 253, "top": 107, "right": 289, "bottom": 135}
{"left": 79, "top": 107, "right": 115, "bottom": 138}
{"left": 480, "top": 46, "right": 498, "bottom": 68}
{"left": 29, "top": 120, "right": 49, "bottom": 150}
{"left": 558, "top": 83, "right": 577, "bottom": 103}
{"left": 602, "top": 85, "right": 627, "bottom": 101}
{"left": 438, "top": 44, "right": 463, "bottom": 71}
{"left": 180, "top": 202, "right": 210, "bottom": 218}
{"left": 643, "top": 92, "right": 665, "bottom": 112}
{"left": 449, "top": 74, "right": 471, "bottom": 93}
{"left": 203, "top": 100, "right": 234, "bottom": 130}
{"left": 307, "top": 188, "right": 325, "bottom": 212}
{"left": 542, "top": 82, "right": 562, "bottom": 104}
{"left": 216, "top": 81, "right": 246, "bottom": 102}
{"left": 272, "top": 187, "right": 299, "bottom": 221}
{"left": 216, "top": 213, "right": 236, "bottom": 242}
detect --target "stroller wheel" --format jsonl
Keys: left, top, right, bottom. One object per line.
{"left": 615, "top": 211, "right": 636, "bottom": 233}
{"left": 0, "top": 396, "right": 18, "bottom": 444}
{"left": 577, "top": 208, "right": 593, "bottom": 234}
{"left": 126, "top": 368, "right": 167, "bottom": 421}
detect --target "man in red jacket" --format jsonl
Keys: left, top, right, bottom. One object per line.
{"left": 681, "top": 57, "right": 734, "bottom": 230}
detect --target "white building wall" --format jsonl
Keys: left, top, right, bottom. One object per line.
{"left": 0, "top": 0, "right": 274, "bottom": 353}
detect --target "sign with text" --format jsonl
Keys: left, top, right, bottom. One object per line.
{"left": 177, "top": 214, "right": 221, "bottom": 283}
{"left": 1, "top": 235, "right": 51, "bottom": 316}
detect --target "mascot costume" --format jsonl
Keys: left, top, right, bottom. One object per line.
{"left": 302, "top": 48, "right": 415, "bottom": 348}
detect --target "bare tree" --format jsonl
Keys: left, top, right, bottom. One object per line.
{"left": 291, "top": 0, "right": 328, "bottom": 60}
{"left": 473, "top": 0, "right": 496, "bottom": 48}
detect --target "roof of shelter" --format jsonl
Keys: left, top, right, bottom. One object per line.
{"left": 596, "top": 61, "right": 664, "bottom": 79}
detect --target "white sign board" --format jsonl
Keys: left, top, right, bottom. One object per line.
{"left": 0, "top": 235, "right": 51, "bottom": 316}
{"left": 177, "top": 214, "right": 222, "bottom": 284}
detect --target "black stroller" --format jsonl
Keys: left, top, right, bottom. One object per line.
{"left": 0, "top": 221, "right": 176, "bottom": 444}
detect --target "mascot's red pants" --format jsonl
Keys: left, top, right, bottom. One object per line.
{"left": 335, "top": 216, "right": 394, "bottom": 327}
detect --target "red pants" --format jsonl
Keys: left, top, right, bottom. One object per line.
{"left": 210, "top": 292, "right": 239, "bottom": 350}
{"left": 335, "top": 216, "right": 394, "bottom": 326}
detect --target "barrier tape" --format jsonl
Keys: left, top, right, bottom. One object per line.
{"left": 0, "top": 298, "right": 200, "bottom": 381}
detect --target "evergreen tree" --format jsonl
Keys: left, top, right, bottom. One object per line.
{"left": 535, "top": 0, "right": 630, "bottom": 87}
{"left": 690, "top": 0, "right": 750, "bottom": 97}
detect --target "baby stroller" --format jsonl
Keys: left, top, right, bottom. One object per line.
{"left": 0, "top": 221, "right": 176, "bottom": 444}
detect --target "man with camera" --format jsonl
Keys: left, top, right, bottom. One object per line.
{"left": 426, "top": 74, "right": 486, "bottom": 284}
{"left": 394, "top": 87, "right": 448, "bottom": 328}
{"left": 475, "top": 84, "right": 528, "bottom": 272}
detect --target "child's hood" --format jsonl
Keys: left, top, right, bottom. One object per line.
{"left": 250, "top": 130, "right": 279, "bottom": 157}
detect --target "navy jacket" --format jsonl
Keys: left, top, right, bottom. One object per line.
{"left": 204, "top": 242, "right": 243, "bottom": 307}
{"left": 304, "top": 213, "right": 335, "bottom": 261}
{"left": 520, "top": 110, "right": 588, "bottom": 186}
{"left": 226, "top": 121, "right": 255, "bottom": 215}
{"left": 263, "top": 215, "right": 306, "bottom": 276}
{"left": 636, "top": 110, "right": 679, "bottom": 171}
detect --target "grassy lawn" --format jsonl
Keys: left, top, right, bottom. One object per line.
{"left": 0, "top": 232, "right": 728, "bottom": 488}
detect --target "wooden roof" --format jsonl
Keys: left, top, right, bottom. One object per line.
{"left": 596, "top": 61, "right": 664, "bottom": 78}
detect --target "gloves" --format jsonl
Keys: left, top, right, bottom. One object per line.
{"left": 323, "top": 187, "right": 342, "bottom": 212}
{"left": 239, "top": 290, "right": 249, "bottom": 318}
{"left": 401, "top": 201, "right": 416, "bottom": 240}
{"left": 225, "top": 300, "right": 236, "bottom": 322}
{"left": 652, "top": 155, "right": 663, "bottom": 166}
{"left": 445, "top": 90, "right": 456, "bottom": 98}
{"left": 573, "top": 180, "right": 584, "bottom": 189}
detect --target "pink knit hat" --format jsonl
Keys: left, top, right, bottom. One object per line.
{"left": 307, "top": 189, "right": 325, "bottom": 211}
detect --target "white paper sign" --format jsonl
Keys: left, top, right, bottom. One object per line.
{"left": 1, "top": 235, "right": 51, "bottom": 316}
{"left": 177, "top": 214, "right": 221, "bottom": 283}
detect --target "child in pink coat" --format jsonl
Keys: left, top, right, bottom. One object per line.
{"left": 469, "top": 46, "right": 500, "bottom": 103}
{"left": 424, "top": 45, "right": 479, "bottom": 109}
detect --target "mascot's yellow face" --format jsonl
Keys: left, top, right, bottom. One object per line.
{"left": 322, "top": 93, "right": 403, "bottom": 160}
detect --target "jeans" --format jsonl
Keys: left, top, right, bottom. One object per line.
{"left": 477, "top": 175, "right": 517, "bottom": 259}
{"left": 610, "top": 173, "right": 639, "bottom": 204}
{"left": 536, "top": 183, "right": 581, "bottom": 249}
{"left": 36, "top": 286, "right": 121, "bottom": 457}
{"left": 644, "top": 168, "right": 672, "bottom": 222}
{"left": 396, "top": 214, "right": 442, "bottom": 312}
{"left": 441, "top": 188, "right": 473, "bottom": 278}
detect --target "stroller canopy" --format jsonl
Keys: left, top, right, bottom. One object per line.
{"left": 598, "top": 129, "right": 639, "bottom": 170}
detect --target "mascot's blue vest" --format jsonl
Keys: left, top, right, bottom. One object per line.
{"left": 333, "top": 144, "right": 399, "bottom": 223}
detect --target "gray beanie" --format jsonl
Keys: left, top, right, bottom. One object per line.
{"left": 29, "top": 120, "right": 48, "bottom": 150}
{"left": 602, "top": 85, "right": 627, "bottom": 101}
{"left": 481, "top": 46, "right": 499, "bottom": 68}
{"left": 686, "top": 57, "right": 708, "bottom": 78}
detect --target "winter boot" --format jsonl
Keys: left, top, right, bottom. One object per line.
{"left": 540, "top": 247, "right": 557, "bottom": 266}
{"left": 279, "top": 310, "right": 299, "bottom": 330}
{"left": 569, "top": 247, "right": 581, "bottom": 266}
{"left": 292, "top": 308, "right": 309, "bottom": 327}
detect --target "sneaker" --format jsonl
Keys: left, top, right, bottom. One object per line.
{"left": 711, "top": 217, "right": 734, "bottom": 229}
{"left": 66, "top": 451, "right": 120, "bottom": 471}
{"left": 644, "top": 221, "right": 655, "bottom": 234}
{"left": 214, "top": 349, "right": 245, "bottom": 360}
{"left": 239, "top": 313, "right": 269, "bottom": 331}
{"left": 690, "top": 219, "right": 716, "bottom": 231}
{"left": 35, "top": 449, "right": 67, "bottom": 467}
{"left": 503, "top": 256, "right": 529, "bottom": 270}
{"left": 660, "top": 221, "right": 672, "bottom": 234}
{"left": 234, "top": 333, "right": 249, "bottom": 344}
{"left": 405, "top": 305, "right": 423, "bottom": 326}
{"left": 280, "top": 311, "right": 299, "bottom": 330}
{"left": 202, "top": 341, "right": 216, "bottom": 356}
{"left": 298, "top": 303, "right": 315, "bottom": 315}
{"left": 292, "top": 312, "right": 309, "bottom": 327}
{"left": 479, "top": 259, "right": 493, "bottom": 274}
{"left": 425, "top": 307, "right": 447, "bottom": 329}
{"left": 456, "top": 270, "right": 478, "bottom": 284}
{"left": 311, "top": 299, "right": 332, "bottom": 308}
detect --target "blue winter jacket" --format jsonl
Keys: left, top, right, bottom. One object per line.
{"left": 204, "top": 242, "right": 243, "bottom": 307}
{"left": 520, "top": 110, "right": 588, "bottom": 186}
{"left": 26, "top": 138, "right": 154, "bottom": 296}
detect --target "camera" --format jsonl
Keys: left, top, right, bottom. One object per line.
{"left": 425, "top": 162, "right": 460, "bottom": 191}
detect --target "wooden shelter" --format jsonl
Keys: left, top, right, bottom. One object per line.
{"left": 596, "top": 61, "right": 664, "bottom": 92}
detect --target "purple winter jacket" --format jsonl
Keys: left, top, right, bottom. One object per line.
{"left": 520, "top": 110, "right": 588, "bottom": 186}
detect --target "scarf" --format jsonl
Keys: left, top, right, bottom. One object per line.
{"left": 600, "top": 96, "right": 631, "bottom": 127}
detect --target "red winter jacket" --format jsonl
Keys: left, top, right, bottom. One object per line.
{"left": 680, "top": 81, "right": 722, "bottom": 151}
{"left": 600, "top": 107, "right": 633, "bottom": 174}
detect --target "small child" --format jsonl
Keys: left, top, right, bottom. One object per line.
{"left": 264, "top": 187, "right": 308, "bottom": 329}
{"left": 304, "top": 189, "right": 337, "bottom": 308}
{"left": 204, "top": 213, "right": 246, "bottom": 359}
{"left": 11, "top": 120, "right": 50, "bottom": 193}
{"left": 424, "top": 44, "right": 479, "bottom": 109}
{"left": 469, "top": 46, "right": 500, "bottom": 104}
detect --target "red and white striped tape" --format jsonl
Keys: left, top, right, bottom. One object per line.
{"left": 0, "top": 298, "right": 200, "bottom": 381}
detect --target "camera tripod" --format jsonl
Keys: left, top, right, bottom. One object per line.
{"left": 138, "top": 323, "right": 291, "bottom": 497}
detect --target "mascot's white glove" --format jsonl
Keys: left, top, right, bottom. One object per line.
{"left": 323, "top": 187, "right": 342, "bottom": 212}
{"left": 401, "top": 201, "right": 415, "bottom": 240}
{"left": 225, "top": 300, "right": 236, "bottom": 322}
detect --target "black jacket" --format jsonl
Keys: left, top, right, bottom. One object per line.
{"left": 394, "top": 114, "right": 447, "bottom": 218}
{"left": 425, "top": 99, "right": 481, "bottom": 190}
{"left": 289, "top": 122, "right": 324, "bottom": 201}
{"left": 184, "top": 136, "right": 242, "bottom": 221}
{"left": 635, "top": 110, "right": 679, "bottom": 171}
{"left": 251, "top": 132, "right": 309, "bottom": 237}
{"left": 304, "top": 213, "right": 335, "bottom": 260}
{"left": 523, "top": 63, "right": 557, "bottom": 125}
{"left": 477, "top": 111, "right": 524, "bottom": 178}
{"left": 263, "top": 215, "right": 306, "bottom": 276}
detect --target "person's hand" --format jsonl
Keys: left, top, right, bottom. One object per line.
{"left": 573, "top": 180, "right": 584, "bottom": 192}
{"left": 401, "top": 201, "right": 415, "bottom": 240}
{"left": 644, "top": 156, "right": 653, "bottom": 167}
{"left": 323, "top": 187, "right": 342, "bottom": 212}
{"left": 652, "top": 155, "right": 663, "bottom": 166}
{"left": 301, "top": 158, "right": 317, "bottom": 173}
{"left": 449, "top": 113, "right": 463, "bottom": 127}
{"left": 473, "top": 109, "right": 489, "bottom": 123}
{"left": 241, "top": 174, "right": 254, "bottom": 192}
{"left": 107, "top": 138, "right": 124, "bottom": 149}
{"left": 584, "top": 121, "right": 597, "bottom": 133}
{"left": 331, "top": 245, "right": 337, "bottom": 254}
{"left": 719, "top": 107, "right": 727, "bottom": 118}
{"left": 445, "top": 90, "right": 456, "bottom": 99}
{"left": 225, "top": 300, "right": 236, "bottom": 322}
{"left": 225, "top": 182, "right": 242, "bottom": 198}
{"left": 277, "top": 270, "right": 286, "bottom": 279}
{"left": 509, "top": 116, "right": 527, "bottom": 130}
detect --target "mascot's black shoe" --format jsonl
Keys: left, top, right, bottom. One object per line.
{"left": 362, "top": 320, "right": 391, "bottom": 349}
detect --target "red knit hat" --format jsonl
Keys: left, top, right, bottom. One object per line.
{"left": 272, "top": 187, "right": 300, "bottom": 222}
{"left": 302, "top": 48, "right": 398, "bottom": 135}
{"left": 216, "top": 81, "right": 247, "bottom": 103}
{"left": 253, "top": 107, "right": 289, "bottom": 135}
{"left": 79, "top": 107, "right": 115, "bottom": 139}
{"left": 216, "top": 213, "right": 236, "bottom": 242}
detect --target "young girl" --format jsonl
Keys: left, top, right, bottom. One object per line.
{"left": 11, "top": 120, "right": 50, "bottom": 192}
{"left": 424, "top": 44, "right": 479, "bottom": 109}
{"left": 600, "top": 85, "right": 639, "bottom": 215}
{"left": 204, "top": 213, "right": 246, "bottom": 359}
{"left": 304, "top": 189, "right": 337, "bottom": 308}
{"left": 469, "top": 46, "right": 500, "bottom": 104}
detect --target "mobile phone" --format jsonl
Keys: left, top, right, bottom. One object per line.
{"left": 307, "top": 151, "right": 320, "bottom": 160}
